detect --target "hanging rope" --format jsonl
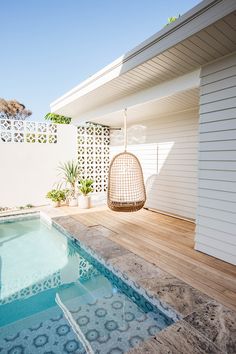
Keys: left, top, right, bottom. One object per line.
{"left": 124, "top": 108, "right": 127, "bottom": 152}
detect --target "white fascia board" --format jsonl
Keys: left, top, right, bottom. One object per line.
{"left": 73, "top": 69, "right": 200, "bottom": 125}
{"left": 50, "top": 0, "right": 236, "bottom": 113}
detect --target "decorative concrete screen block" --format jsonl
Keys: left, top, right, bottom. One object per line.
{"left": 26, "top": 121, "right": 36, "bottom": 132}
{"left": 77, "top": 124, "right": 110, "bottom": 193}
{"left": 0, "top": 119, "right": 57, "bottom": 144}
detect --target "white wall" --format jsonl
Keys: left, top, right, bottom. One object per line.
{"left": 195, "top": 52, "right": 236, "bottom": 265}
{"left": 0, "top": 124, "right": 77, "bottom": 207}
{"left": 110, "top": 109, "right": 199, "bottom": 220}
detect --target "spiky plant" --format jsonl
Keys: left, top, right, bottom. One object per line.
{"left": 78, "top": 179, "right": 93, "bottom": 196}
{"left": 58, "top": 161, "right": 80, "bottom": 197}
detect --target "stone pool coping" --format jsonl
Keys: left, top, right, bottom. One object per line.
{"left": 2, "top": 209, "right": 235, "bottom": 354}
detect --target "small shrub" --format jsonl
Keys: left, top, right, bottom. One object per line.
{"left": 46, "top": 189, "right": 66, "bottom": 202}
{"left": 26, "top": 204, "right": 33, "bottom": 208}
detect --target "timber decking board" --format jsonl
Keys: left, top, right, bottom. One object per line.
{"left": 70, "top": 207, "right": 236, "bottom": 311}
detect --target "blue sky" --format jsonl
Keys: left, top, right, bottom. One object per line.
{"left": 1, "top": 0, "right": 200, "bottom": 121}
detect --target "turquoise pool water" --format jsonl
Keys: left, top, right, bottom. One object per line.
{"left": 0, "top": 215, "right": 173, "bottom": 353}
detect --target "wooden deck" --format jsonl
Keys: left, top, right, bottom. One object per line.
{"left": 69, "top": 207, "right": 236, "bottom": 311}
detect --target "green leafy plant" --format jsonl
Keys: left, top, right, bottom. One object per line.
{"left": 26, "top": 204, "right": 33, "bottom": 208}
{"left": 44, "top": 113, "right": 71, "bottom": 124}
{"left": 58, "top": 161, "right": 80, "bottom": 198}
{"left": 0, "top": 206, "right": 10, "bottom": 212}
{"left": 78, "top": 179, "right": 93, "bottom": 196}
{"left": 165, "top": 15, "right": 180, "bottom": 26}
{"left": 46, "top": 189, "right": 66, "bottom": 202}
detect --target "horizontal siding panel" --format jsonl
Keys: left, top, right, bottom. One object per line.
{"left": 200, "top": 76, "right": 236, "bottom": 95}
{"left": 201, "top": 53, "right": 236, "bottom": 77}
{"left": 146, "top": 130, "right": 198, "bottom": 140}
{"left": 199, "top": 107, "right": 236, "bottom": 123}
{"left": 160, "top": 165, "right": 197, "bottom": 172}
{"left": 199, "top": 118, "right": 236, "bottom": 132}
{"left": 142, "top": 111, "right": 198, "bottom": 125}
{"left": 150, "top": 189, "right": 197, "bottom": 202}
{"left": 199, "top": 140, "right": 236, "bottom": 151}
{"left": 199, "top": 160, "right": 236, "bottom": 171}
{"left": 198, "top": 196, "right": 236, "bottom": 213}
{"left": 198, "top": 189, "right": 236, "bottom": 203}
{"left": 199, "top": 150, "right": 236, "bottom": 161}
{"left": 146, "top": 183, "right": 197, "bottom": 195}
{"left": 143, "top": 121, "right": 198, "bottom": 132}
{"left": 198, "top": 206, "right": 236, "bottom": 224}
{"left": 157, "top": 154, "right": 197, "bottom": 160}
{"left": 112, "top": 144, "right": 198, "bottom": 152}
{"left": 201, "top": 65, "right": 236, "bottom": 85}
{"left": 195, "top": 242, "right": 236, "bottom": 265}
{"left": 146, "top": 135, "right": 198, "bottom": 143}
{"left": 149, "top": 195, "right": 196, "bottom": 209}
{"left": 198, "top": 169, "right": 236, "bottom": 181}
{"left": 200, "top": 96, "right": 236, "bottom": 114}
{"left": 147, "top": 202, "right": 195, "bottom": 219}
{"left": 154, "top": 170, "right": 197, "bottom": 178}
{"left": 199, "top": 129, "right": 236, "bottom": 142}
{"left": 197, "top": 225, "right": 236, "bottom": 245}
{"left": 197, "top": 215, "right": 236, "bottom": 235}
{"left": 200, "top": 86, "right": 236, "bottom": 104}
{"left": 143, "top": 174, "right": 197, "bottom": 184}
{"left": 199, "top": 179, "right": 236, "bottom": 193}
{"left": 148, "top": 179, "right": 197, "bottom": 189}
{"left": 196, "top": 235, "right": 236, "bottom": 255}
{"left": 197, "top": 53, "right": 236, "bottom": 264}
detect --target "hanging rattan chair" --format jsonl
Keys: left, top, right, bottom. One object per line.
{"left": 107, "top": 109, "right": 146, "bottom": 212}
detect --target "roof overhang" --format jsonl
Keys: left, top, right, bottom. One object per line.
{"left": 50, "top": 0, "right": 236, "bottom": 124}
{"left": 73, "top": 70, "right": 200, "bottom": 127}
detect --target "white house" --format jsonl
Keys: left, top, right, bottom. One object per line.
{"left": 51, "top": 0, "right": 236, "bottom": 265}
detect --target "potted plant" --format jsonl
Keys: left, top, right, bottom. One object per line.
{"left": 46, "top": 189, "right": 66, "bottom": 207}
{"left": 78, "top": 179, "right": 93, "bottom": 209}
{"left": 58, "top": 161, "right": 80, "bottom": 206}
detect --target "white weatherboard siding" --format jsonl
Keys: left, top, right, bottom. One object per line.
{"left": 195, "top": 52, "right": 236, "bottom": 265}
{"left": 110, "top": 110, "right": 198, "bottom": 220}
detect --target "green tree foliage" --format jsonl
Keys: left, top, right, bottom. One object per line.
{"left": 44, "top": 112, "right": 71, "bottom": 124}
{"left": 0, "top": 98, "right": 32, "bottom": 120}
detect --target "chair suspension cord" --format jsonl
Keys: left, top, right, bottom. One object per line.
{"left": 124, "top": 108, "right": 127, "bottom": 152}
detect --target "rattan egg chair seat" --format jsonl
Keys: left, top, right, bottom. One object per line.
{"left": 107, "top": 151, "right": 146, "bottom": 212}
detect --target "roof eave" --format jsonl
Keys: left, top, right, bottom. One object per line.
{"left": 50, "top": 0, "right": 236, "bottom": 113}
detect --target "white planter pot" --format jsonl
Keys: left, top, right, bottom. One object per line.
{"left": 51, "top": 201, "right": 60, "bottom": 208}
{"left": 69, "top": 197, "right": 78, "bottom": 207}
{"left": 78, "top": 195, "right": 91, "bottom": 209}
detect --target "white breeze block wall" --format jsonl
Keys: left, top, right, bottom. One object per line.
{"left": 0, "top": 122, "right": 77, "bottom": 207}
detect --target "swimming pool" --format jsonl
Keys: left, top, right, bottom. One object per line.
{"left": 0, "top": 214, "right": 174, "bottom": 353}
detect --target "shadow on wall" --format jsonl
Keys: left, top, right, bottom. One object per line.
{"left": 111, "top": 124, "right": 147, "bottom": 146}
{"left": 111, "top": 123, "right": 175, "bottom": 194}
{"left": 110, "top": 120, "right": 197, "bottom": 219}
